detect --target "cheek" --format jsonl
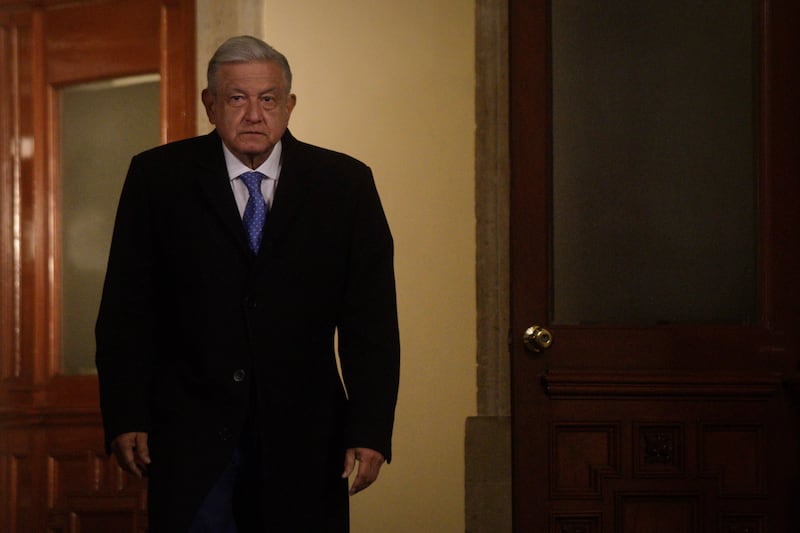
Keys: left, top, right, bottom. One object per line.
{"left": 267, "top": 110, "right": 291, "bottom": 129}
{"left": 224, "top": 110, "right": 242, "bottom": 125}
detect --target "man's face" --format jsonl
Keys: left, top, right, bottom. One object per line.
{"left": 202, "top": 60, "right": 296, "bottom": 168}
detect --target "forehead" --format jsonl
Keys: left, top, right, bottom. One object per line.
{"left": 216, "top": 61, "right": 287, "bottom": 92}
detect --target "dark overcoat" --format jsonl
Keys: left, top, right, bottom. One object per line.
{"left": 95, "top": 130, "right": 400, "bottom": 532}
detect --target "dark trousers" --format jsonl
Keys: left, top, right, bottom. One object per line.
{"left": 189, "top": 426, "right": 261, "bottom": 532}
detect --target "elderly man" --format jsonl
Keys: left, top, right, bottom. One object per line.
{"left": 96, "top": 35, "right": 400, "bottom": 532}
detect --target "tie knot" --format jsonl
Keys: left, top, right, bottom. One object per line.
{"left": 239, "top": 171, "right": 265, "bottom": 194}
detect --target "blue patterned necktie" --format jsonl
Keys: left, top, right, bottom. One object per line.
{"left": 239, "top": 171, "right": 267, "bottom": 253}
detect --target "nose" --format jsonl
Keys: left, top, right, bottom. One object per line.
{"left": 244, "top": 98, "right": 262, "bottom": 122}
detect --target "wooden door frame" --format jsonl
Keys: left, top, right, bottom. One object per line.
{"left": 0, "top": 1, "right": 195, "bottom": 530}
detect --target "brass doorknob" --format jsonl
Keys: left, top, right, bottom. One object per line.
{"left": 523, "top": 326, "right": 553, "bottom": 353}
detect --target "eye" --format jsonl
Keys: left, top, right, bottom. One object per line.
{"left": 228, "top": 95, "right": 246, "bottom": 106}
{"left": 261, "top": 96, "right": 278, "bottom": 109}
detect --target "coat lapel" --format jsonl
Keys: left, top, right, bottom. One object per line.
{"left": 261, "top": 131, "right": 313, "bottom": 249}
{"left": 192, "top": 131, "right": 252, "bottom": 255}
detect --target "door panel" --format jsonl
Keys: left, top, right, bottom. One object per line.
{"left": 44, "top": 0, "right": 161, "bottom": 84}
{"left": 0, "top": 1, "right": 194, "bottom": 531}
{"left": 509, "top": 1, "right": 800, "bottom": 531}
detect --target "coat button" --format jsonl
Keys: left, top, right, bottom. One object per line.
{"left": 233, "top": 369, "right": 246, "bottom": 382}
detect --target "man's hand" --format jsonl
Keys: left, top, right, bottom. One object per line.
{"left": 111, "top": 432, "right": 150, "bottom": 479}
{"left": 342, "top": 447, "right": 385, "bottom": 496}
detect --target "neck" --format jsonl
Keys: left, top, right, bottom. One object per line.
{"left": 239, "top": 150, "right": 271, "bottom": 170}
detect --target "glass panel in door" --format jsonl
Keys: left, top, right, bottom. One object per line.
{"left": 60, "top": 74, "right": 160, "bottom": 375}
{"left": 551, "top": 1, "right": 756, "bottom": 325}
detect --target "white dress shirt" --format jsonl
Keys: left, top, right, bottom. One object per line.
{"left": 223, "top": 141, "right": 283, "bottom": 218}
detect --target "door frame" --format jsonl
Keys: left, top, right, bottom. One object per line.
{"left": 466, "top": 0, "right": 514, "bottom": 531}
{"left": 0, "top": 1, "right": 195, "bottom": 530}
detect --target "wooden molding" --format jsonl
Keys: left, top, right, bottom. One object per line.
{"left": 542, "top": 371, "right": 783, "bottom": 398}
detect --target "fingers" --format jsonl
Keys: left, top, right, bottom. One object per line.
{"left": 134, "top": 432, "right": 151, "bottom": 466}
{"left": 342, "top": 448, "right": 357, "bottom": 479}
{"left": 111, "top": 432, "right": 150, "bottom": 479}
{"left": 342, "top": 447, "right": 385, "bottom": 496}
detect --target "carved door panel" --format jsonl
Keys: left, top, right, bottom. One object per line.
{"left": 509, "top": 1, "right": 800, "bottom": 531}
{"left": 0, "top": 1, "right": 194, "bottom": 531}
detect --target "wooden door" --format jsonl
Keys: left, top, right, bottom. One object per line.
{"left": 0, "top": 1, "right": 194, "bottom": 530}
{"left": 509, "top": 1, "right": 800, "bottom": 532}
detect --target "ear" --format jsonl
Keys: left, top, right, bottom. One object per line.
{"left": 201, "top": 89, "right": 216, "bottom": 124}
{"left": 287, "top": 93, "right": 297, "bottom": 115}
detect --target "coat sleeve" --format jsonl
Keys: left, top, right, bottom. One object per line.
{"left": 95, "top": 154, "right": 157, "bottom": 453}
{"left": 337, "top": 168, "right": 400, "bottom": 462}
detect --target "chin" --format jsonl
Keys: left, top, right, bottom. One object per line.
{"left": 238, "top": 143, "right": 271, "bottom": 154}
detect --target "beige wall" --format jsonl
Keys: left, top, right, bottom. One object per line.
{"left": 198, "top": 2, "right": 477, "bottom": 531}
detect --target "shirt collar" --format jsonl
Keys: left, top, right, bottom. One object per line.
{"left": 222, "top": 140, "right": 282, "bottom": 181}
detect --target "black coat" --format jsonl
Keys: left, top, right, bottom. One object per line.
{"left": 95, "top": 130, "right": 400, "bottom": 531}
